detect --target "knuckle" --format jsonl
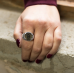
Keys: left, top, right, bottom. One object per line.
{"left": 23, "top": 44, "right": 32, "bottom": 51}
{"left": 23, "top": 18, "right": 35, "bottom": 27}
{"left": 23, "top": 18, "right": 35, "bottom": 23}
{"left": 40, "top": 54, "right": 45, "bottom": 58}
{"left": 23, "top": 47, "right": 31, "bottom": 51}
{"left": 57, "top": 21, "right": 61, "bottom": 25}
{"left": 38, "top": 19, "right": 47, "bottom": 28}
{"left": 55, "top": 21, "right": 61, "bottom": 27}
{"left": 33, "top": 48, "right": 41, "bottom": 54}
{"left": 56, "top": 32, "right": 62, "bottom": 42}
{"left": 55, "top": 28, "right": 62, "bottom": 42}
{"left": 49, "top": 19, "right": 60, "bottom": 24}
{"left": 49, "top": 20, "right": 61, "bottom": 27}
{"left": 49, "top": 20, "right": 55, "bottom": 25}
{"left": 23, "top": 18, "right": 30, "bottom": 23}
{"left": 43, "top": 43, "right": 53, "bottom": 50}
{"left": 56, "top": 36, "right": 62, "bottom": 42}
{"left": 13, "top": 32, "right": 18, "bottom": 38}
{"left": 39, "top": 20, "right": 47, "bottom": 25}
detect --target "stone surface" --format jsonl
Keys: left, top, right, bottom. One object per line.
{"left": 0, "top": 60, "right": 8, "bottom": 73}
{"left": 0, "top": 2, "right": 74, "bottom": 73}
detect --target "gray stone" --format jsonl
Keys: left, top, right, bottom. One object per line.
{"left": 42, "top": 59, "right": 51, "bottom": 69}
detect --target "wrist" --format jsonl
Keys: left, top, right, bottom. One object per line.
{"left": 24, "top": 0, "right": 57, "bottom": 8}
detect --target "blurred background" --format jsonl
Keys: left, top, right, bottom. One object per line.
{"left": 0, "top": 0, "right": 24, "bottom": 7}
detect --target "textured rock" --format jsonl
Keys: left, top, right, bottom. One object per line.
{"left": 0, "top": 3, "right": 74, "bottom": 73}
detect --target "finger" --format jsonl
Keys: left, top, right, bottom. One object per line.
{"left": 36, "top": 28, "right": 54, "bottom": 62}
{"left": 13, "top": 16, "right": 22, "bottom": 48}
{"left": 47, "top": 26, "right": 62, "bottom": 58}
{"left": 21, "top": 19, "right": 34, "bottom": 61}
{"left": 30, "top": 28, "right": 45, "bottom": 61}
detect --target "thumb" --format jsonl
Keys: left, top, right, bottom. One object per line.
{"left": 13, "top": 16, "right": 22, "bottom": 48}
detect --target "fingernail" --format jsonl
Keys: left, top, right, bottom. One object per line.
{"left": 28, "top": 60, "right": 33, "bottom": 63}
{"left": 36, "top": 59, "right": 42, "bottom": 64}
{"left": 23, "top": 60, "right": 27, "bottom": 62}
{"left": 16, "top": 39, "right": 20, "bottom": 47}
{"left": 47, "top": 54, "right": 53, "bottom": 58}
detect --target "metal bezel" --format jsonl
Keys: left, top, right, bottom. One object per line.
{"left": 22, "top": 32, "right": 34, "bottom": 41}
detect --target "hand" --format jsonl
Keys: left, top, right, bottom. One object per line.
{"left": 13, "top": 5, "right": 62, "bottom": 64}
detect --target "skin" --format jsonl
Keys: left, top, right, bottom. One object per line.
{"left": 13, "top": 5, "right": 62, "bottom": 62}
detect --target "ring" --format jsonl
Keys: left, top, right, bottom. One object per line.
{"left": 22, "top": 32, "right": 34, "bottom": 41}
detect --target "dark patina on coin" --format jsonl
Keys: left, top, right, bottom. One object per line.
{"left": 22, "top": 32, "right": 34, "bottom": 41}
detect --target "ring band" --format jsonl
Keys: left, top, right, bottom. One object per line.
{"left": 22, "top": 32, "right": 34, "bottom": 41}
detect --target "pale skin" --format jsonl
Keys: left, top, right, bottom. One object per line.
{"left": 13, "top": 5, "right": 62, "bottom": 63}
